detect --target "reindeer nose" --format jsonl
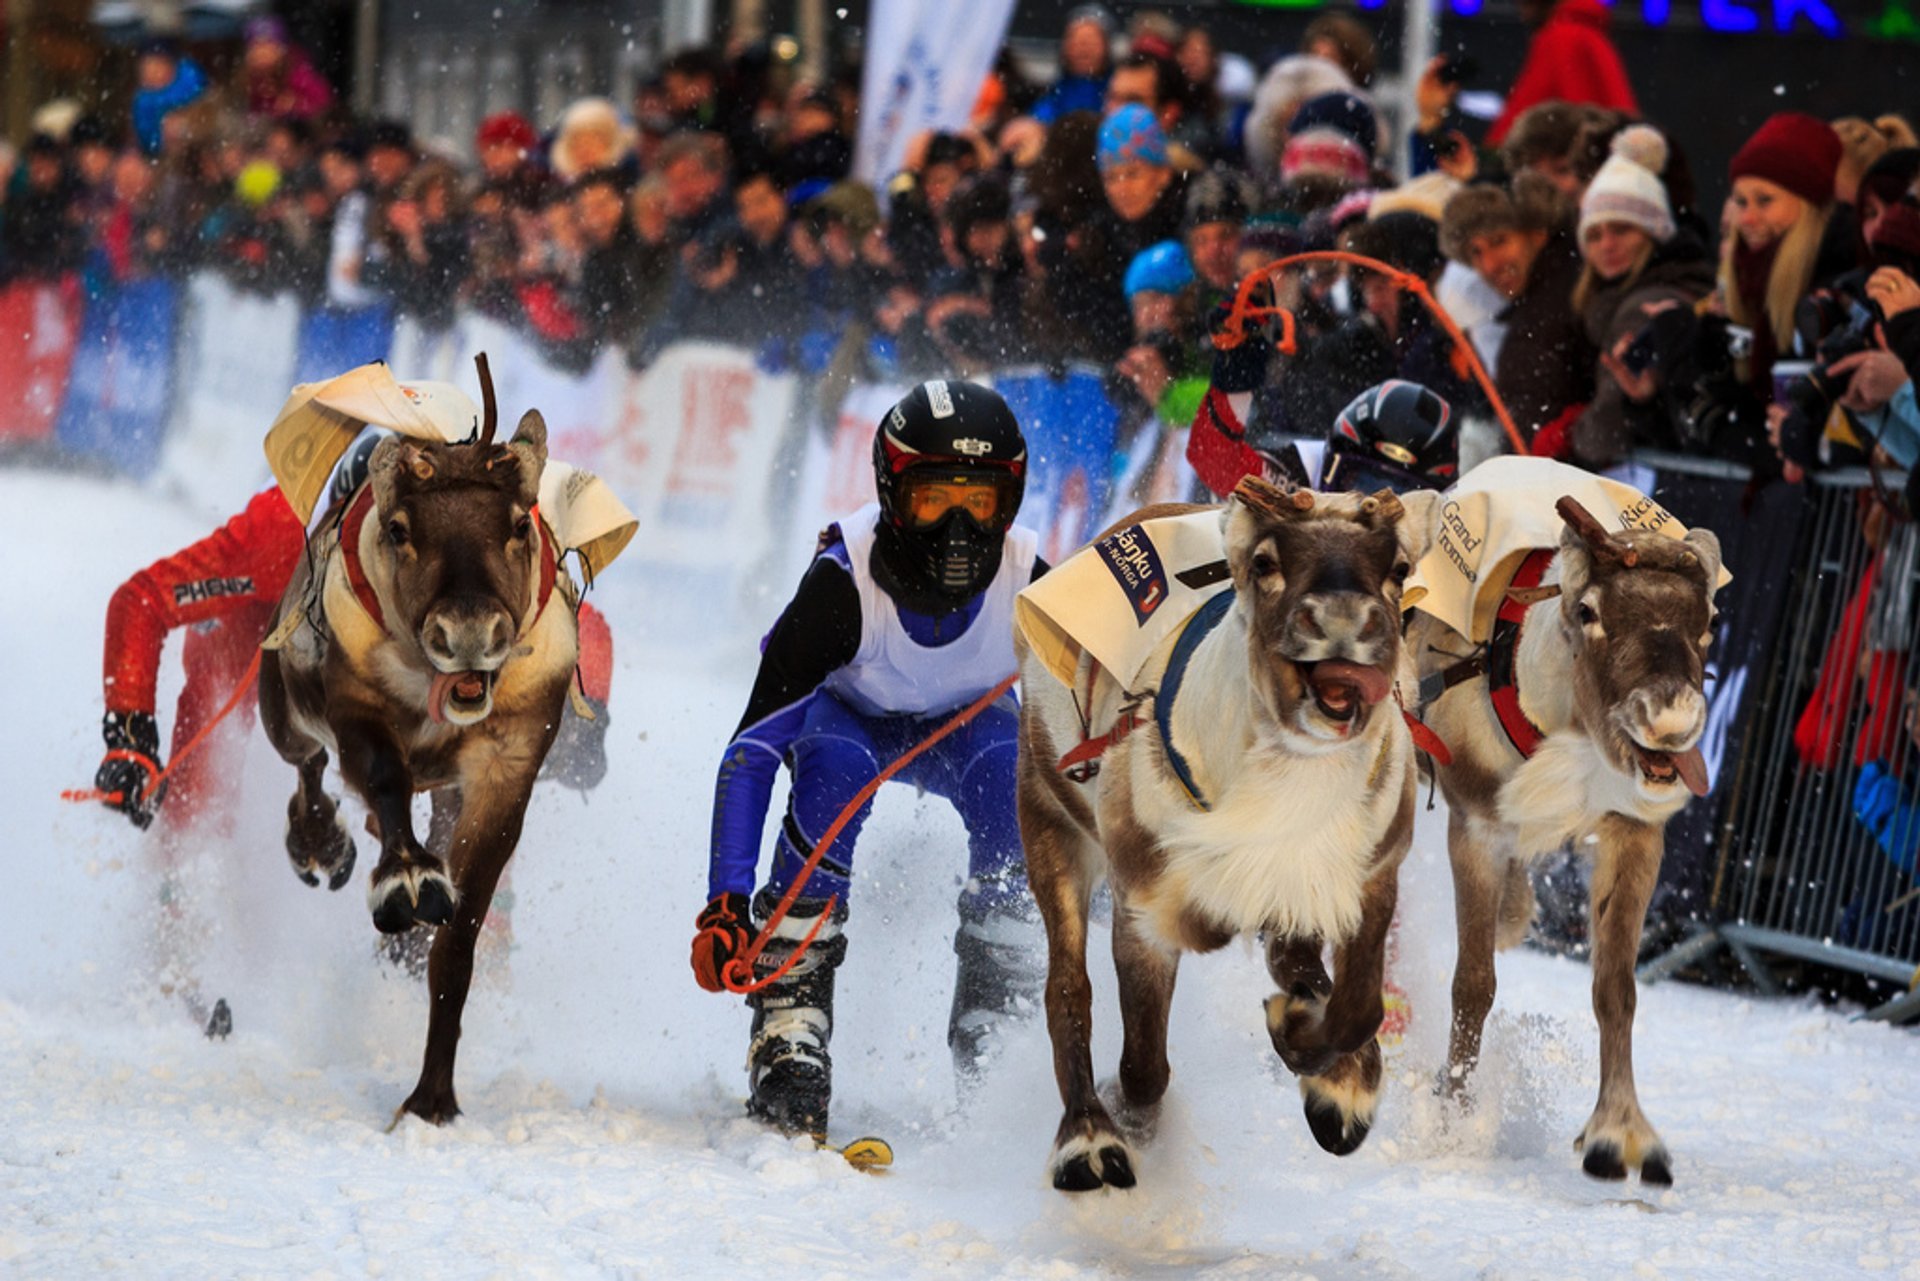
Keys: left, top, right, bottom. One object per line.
{"left": 424, "top": 608, "right": 514, "bottom": 671}
{"left": 1292, "top": 595, "right": 1391, "bottom": 655}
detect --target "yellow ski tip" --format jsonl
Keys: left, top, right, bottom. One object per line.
{"left": 834, "top": 1136, "right": 895, "bottom": 1172}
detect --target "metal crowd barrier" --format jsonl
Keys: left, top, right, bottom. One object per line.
{"left": 1645, "top": 466, "right": 1920, "bottom": 1022}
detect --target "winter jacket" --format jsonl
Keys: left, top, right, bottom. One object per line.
{"left": 1566, "top": 236, "right": 1717, "bottom": 469}
{"left": 1488, "top": 0, "right": 1638, "bottom": 145}
{"left": 102, "top": 487, "right": 305, "bottom": 717}
{"left": 1492, "top": 230, "right": 1596, "bottom": 444}
{"left": 242, "top": 51, "right": 335, "bottom": 121}
{"left": 131, "top": 58, "right": 210, "bottom": 156}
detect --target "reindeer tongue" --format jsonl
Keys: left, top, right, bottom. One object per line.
{"left": 427, "top": 671, "right": 487, "bottom": 724}
{"left": 1675, "top": 746, "right": 1710, "bottom": 797}
{"left": 1310, "top": 661, "right": 1392, "bottom": 706}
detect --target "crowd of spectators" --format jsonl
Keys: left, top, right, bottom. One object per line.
{"left": 6, "top": 4, "right": 1920, "bottom": 491}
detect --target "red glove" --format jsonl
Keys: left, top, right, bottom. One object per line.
{"left": 691, "top": 892, "right": 754, "bottom": 992}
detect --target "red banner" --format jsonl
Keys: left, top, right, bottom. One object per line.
{"left": 0, "top": 276, "right": 83, "bottom": 443}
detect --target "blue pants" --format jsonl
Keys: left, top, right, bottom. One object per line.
{"left": 768, "top": 692, "right": 1027, "bottom": 922}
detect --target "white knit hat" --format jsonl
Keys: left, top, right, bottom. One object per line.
{"left": 1578, "top": 125, "right": 1676, "bottom": 244}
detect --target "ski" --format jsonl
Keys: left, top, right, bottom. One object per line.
{"left": 823, "top": 1135, "right": 894, "bottom": 1173}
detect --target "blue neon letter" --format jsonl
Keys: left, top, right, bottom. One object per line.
{"left": 1701, "top": 0, "right": 1760, "bottom": 30}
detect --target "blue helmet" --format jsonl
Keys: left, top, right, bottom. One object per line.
{"left": 1124, "top": 240, "right": 1194, "bottom": 300}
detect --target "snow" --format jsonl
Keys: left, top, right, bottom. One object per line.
{"left": 4, "top": 468, "right": 1919, "bottom": 1279}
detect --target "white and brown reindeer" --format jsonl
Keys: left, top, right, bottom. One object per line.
{"left": 258, "top": 388, "right": 579, "bottom": 1126}
{"left": 1015, "top": 476, "right": 1437, "bottom": 1191}
{"left": 1412, "top": 480, "right": 1723, "bottom": 1187}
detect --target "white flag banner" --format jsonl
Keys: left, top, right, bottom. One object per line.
{"left": 854, "top": 0, "right": 1017, "bottom": 189}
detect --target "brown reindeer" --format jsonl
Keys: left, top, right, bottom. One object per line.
{"left": 258, "top": 404, "right": 577, "bottom": 1125}
{"left": 1414, "top": 496, "right": 1722, "bottom": 1186}
{"left": 1016, "top": 479, "right": 1436, "bottom": 1191}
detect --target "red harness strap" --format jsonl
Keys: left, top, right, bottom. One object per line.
{"left": 338, "top": 486, "right": 558, "bottom": 637}
{"left": 1487, "top": 549, "right": 1556, "bottom": 759}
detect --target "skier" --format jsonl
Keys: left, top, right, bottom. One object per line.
{"left": 92, "top": 432, "right": 616, "bottom": 1023}
{"left": 690, "top": 379, "right": 1047, "bottom": 1139}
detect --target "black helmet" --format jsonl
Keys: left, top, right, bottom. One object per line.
{"left": 329, "top": 431, "right": 386, "bottom": 509}
{"left": 871, "top": 379, "right": 1027, "bottom": 612}
{"left": 1320, "top": 380, "right": 1457, "bottom": 495}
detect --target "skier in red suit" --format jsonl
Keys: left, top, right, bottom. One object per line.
{"left": 94, "top": 458, "right": 615, "bottom": 838}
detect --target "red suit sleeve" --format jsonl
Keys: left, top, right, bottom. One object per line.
{"left": 1488, "top": 23, "right": 1638, "bottom": 144}
{"left": 102, "top": 488, "right": 307, "bottom": 715}
{"left": 575, "top": 598, "right": 613, "bottom": 705}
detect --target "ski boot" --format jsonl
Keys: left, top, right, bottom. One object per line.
{"left": 948, "top": 907, "right": 1045, "bottom": 1085}
{"left": 744, "top": 889, "right": 847, "bottom": 1139}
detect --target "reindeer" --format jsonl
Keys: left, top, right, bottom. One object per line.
{"left": 1413, "top": 496, "right": 1722, "bottom": 1186}
{"left": 1016, "top": 478, "right": 1436, "bottom": 1191}
{"left": 258, "top": 396, "right": 577, "bottom": 1126}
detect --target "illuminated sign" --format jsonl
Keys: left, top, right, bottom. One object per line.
{"left": 1336, "top": 0, "right": 1858, "bottom": 36}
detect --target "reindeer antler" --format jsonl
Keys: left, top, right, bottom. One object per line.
{"left": 1556, "top": 496, "right": 1639, "bottom": 568}
{"left": 475, "top": 351, "right": 498, "bottom": 448}
{"left": 1233, "top": 474, "right": 1315, "bottom": 521}
{"left": 1361, "top": 488, "right": 1405, "bottom": 525}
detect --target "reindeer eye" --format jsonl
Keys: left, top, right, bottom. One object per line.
{"left": 1577, "top": 602, "right": 1598, "bottom": 627}
{"left": 513, "top": 513, "right": 533, "bottom": 540}
{"left": 1251, "top": 550, "right": 1279, "bottom": 579}
{"left": 386, "top": 518, "right": 410, "bottom": 547}
{"left": 1391, "top": 561, "right": 1410, "bottom": 585}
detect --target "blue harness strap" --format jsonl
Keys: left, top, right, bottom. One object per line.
{"left": 1154, "top": 588, "right": 1236, "bottom": 811}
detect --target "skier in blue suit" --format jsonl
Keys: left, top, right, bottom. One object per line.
{"left": 690, "top": 379, "right": 1048, "bottom": 1138}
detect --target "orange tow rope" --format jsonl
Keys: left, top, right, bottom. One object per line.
{"left": 1212, "top": 250, "right": 1531, "bottom": 458}
{"left": 61, "top": 650, "right": 264, "bottom": 807}
{"left": 721, "top": 671, "right": 1022, "bottom": 996}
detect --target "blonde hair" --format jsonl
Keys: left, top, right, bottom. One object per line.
{"left": 1570, "top": 234, "right": 1654, "bottom": 314}
{"left": 1719, "top": 199, "right": 1831, "bottom": 352}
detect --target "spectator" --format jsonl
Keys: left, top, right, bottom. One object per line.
{"left": 236, "top": 16, "right": 334, "bottom": 122}
{"left": 778, "top": 86, "right": 852, "bottom": 188}
{"left": 887, "top": 132, "right": 983, "bottom": 283}
{"left": 1564, "top": 127, "right": 1715, "bottom": 467}
{"left": 1859, "top": 149, "right": 1920, "bottom": 249}
{"left": 550, "top": 98, "right": 636, "bottom": 184}
{"left": 1301, "top": 13, "right": 1378, "bottom": 88}
{"left": 1079, "top": 106, "right": 1190, "bottom": 363}
{"left": 131, "top": 40, "right": 209, "bottom": 158}
{"left": 925, "top": 174, "right": 1027, "bottom": 371}
{"left": 1033, "top": 6, "right": 1114, "bottom": 125}
{"left": 1, "top": 135, "right": 81, "bottom": 282}
{"left": 476, "top": 112, "right": 540, "bottom": 187}
{"left": 659, "top": 131, "right": 731, "bottom": 243}
{"left": 1183, "top": 167, "right": 1253, "bottom": 306}
{"left": 1440, "top": 172, "right": 1595, "bottom": 444}
{"left": 364, "top": 120, "right": 415, "bottom": 199}
{"left": 1487, "top": 0, "right": 1638, "bottom": 147}
{"left": 367, "top": 159, "right": 469, "bottom": 333}
{"left": 661, "top": 47, "right": 725, "bottom": 133}
{"left": 1278, "top": 91, "right": 1378, "bottom": 217}
{"left": 567, "top": 168, "right": 653, "bottom": 349}
{"left": 1107, "top": 50, "right": 1212, "bottom": 160}
{"left": 1499, "top": 101, "right": 1615, "bottom": 199}
{"left": 1243, "top": 53, "right": 1352, "bottom": 182}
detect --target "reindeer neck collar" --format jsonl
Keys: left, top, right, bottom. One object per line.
{"left": 1155, "top": 588, "right": 1236, "bottom": 811}
{"left": 339, "top": 485, "right": 558, "bottom": 639}
{"left": 1486, "top": 548, "right": 1556, "bottom": 759}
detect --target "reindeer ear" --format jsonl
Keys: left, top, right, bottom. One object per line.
{"left": 1394, "top": 489, "right": 1441, "bottom": 564}
{"left": 506, "top": 410, "right": 548, "bottom": 503}
{"left": 1683, "top": 527, "right": 1722, "bottom": 590}
{"left": 367, "top": 435, "right": 411, "bottom": 515}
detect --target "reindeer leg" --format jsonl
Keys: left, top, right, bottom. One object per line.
{"left": 1110, "top": 900, "right": 1178, "bottom": 1140}
{"left": 258, "top": 652, "right": 355, "bottom": 891}
{"left": 1444, "top": 807, "right": 1504, "bottom": 1101}
{"left": 1577, "top": 815, "right": 1671, "bottom": 1185}
{"left": 1019, "top": 730, "right": 1132, "bottom": 1192}
{"left": 1267, "top": 856, "right": 1400, "bottom": 1156}
{"left": 395, "top": 775, "right": 530, "bottom": 1126}
{"left": 335, "top": 719, "right": 454, "bottom": 934}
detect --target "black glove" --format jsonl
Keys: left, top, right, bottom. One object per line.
{"left": 690, "top": 891, "right": 755, "bottom": 993}
{"left": 96, "top": 710, "right": 164, "bottom": 830}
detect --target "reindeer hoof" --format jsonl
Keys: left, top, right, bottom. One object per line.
{"left": 1581, "top": 1140, "right": 1629, "bottom": 1181}
{"left": 391, "top": 1091, "right": 461, "bottom": 1129}
{"left": 1051, "top": 1135, "right": 1138, "bottom": 1192}
{"left": 368, "top": 865, "right": 457, "bottom": 934}
{"left": 1304, "top": 1092, "right": 1373, "bottom": 1157}
{"left": 287, "top": 803, "right": 356, "bottom": 889}
{"left": 1640, "top": 1150, "right": 1674, "bottom": 1187}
